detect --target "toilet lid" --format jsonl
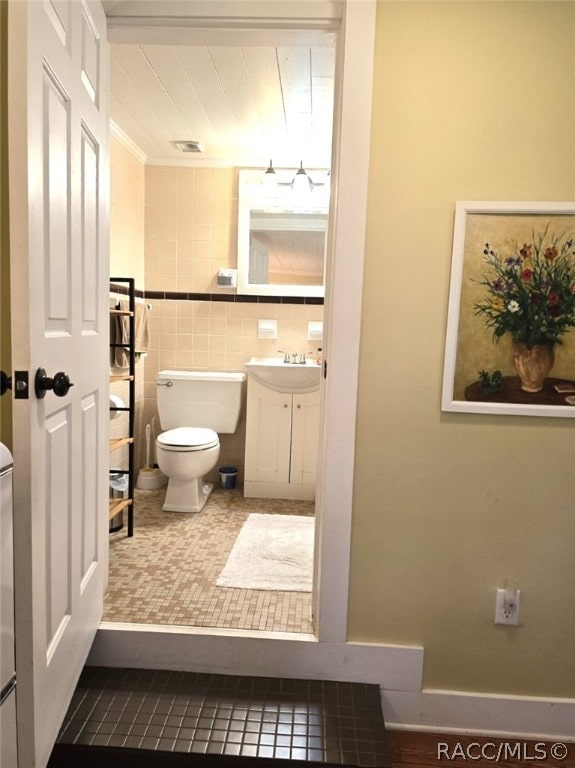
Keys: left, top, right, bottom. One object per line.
{"left": 157, "top": 427, "right": 219, "bottom": 451}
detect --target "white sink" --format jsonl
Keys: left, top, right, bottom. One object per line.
{"left": 244, "top": 357, "right": 321, "bottom": 393}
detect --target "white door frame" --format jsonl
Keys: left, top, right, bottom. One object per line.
{"left": 313, "top": 0, "right": 376, "bottom": 643}
{"left": 94, "top": 0, "right": 376, "bottom": 663}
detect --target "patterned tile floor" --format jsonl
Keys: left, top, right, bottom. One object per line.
{"left": 103, "top": 487, "right": 315, "bottom": 634}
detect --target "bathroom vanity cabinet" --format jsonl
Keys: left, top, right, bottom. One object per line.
{"left": 244, "top": 377, "right": 320, "bottom": 500}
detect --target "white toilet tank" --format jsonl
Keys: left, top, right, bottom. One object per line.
{"left": 156, "top": 370, "right": 246, "bottom": 433}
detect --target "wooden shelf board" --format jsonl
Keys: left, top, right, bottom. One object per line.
{"left": 109, "top": 498, "right": 133, "bottom": 520}
{"left": 110, "top": 437, "right": 133, "bottom": 452}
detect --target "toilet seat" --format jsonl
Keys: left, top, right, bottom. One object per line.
{"left": 157, "top": 427, "right": 219, "bottom": 452}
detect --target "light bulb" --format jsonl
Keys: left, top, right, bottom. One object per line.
{"left": 291, "top": 161, "right": 312, "bottom": 194}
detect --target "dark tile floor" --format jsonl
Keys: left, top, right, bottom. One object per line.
{"left": 49, "top": 667, "right": 391, "bottom": 767}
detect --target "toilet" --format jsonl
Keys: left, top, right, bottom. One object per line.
{"left": 155, "top": 369, "right": 246, "bottom": 513}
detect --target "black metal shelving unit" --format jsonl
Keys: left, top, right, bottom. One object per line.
{"left": 109, "top": 277, "right": 135, "bottom": 537}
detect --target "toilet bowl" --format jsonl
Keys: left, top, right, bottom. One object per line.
{"left": 155, "top": 370, "right": 245, "bottom": 514}
{"left": 156, "top": 427, "right": 220, "bottom": 513}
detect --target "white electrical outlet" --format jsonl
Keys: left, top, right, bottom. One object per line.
{"left": 494, "top": 587, "right": 520, "bottom": 625}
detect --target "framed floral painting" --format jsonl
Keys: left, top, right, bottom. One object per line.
{"left": 442, "top": 201, "right": 575, "bottom": 417}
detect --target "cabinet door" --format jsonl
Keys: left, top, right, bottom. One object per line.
{"left": 290, "top": 390, "right": 321, "bottom": 486}
{"left": 245, "top": 379, "right": 292, "bottom": 483}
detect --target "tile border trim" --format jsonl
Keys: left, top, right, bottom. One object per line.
{"left": 110, "top": 282, "right": 324, "bottom": 306}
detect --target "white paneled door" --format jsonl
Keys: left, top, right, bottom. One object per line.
{"left": 8, "top": 1, "right": 109, "bottom": 766}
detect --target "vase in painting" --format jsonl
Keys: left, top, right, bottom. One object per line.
{"left": 513, "top": 342, "right": 555, "bottom": 393}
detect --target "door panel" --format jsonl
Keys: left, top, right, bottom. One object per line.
{"left": 45, "top": 405, "right": 72, "bottom": 654}
{"left": 80, "top": 3, "right": 102, "bottom": 104}
{"left": 45, "top": 67, "right": 72, "bottom": 331}
{"left": 44, "top": 1, "right": 71, "bottom": 47}
{"left": 290, "top": 390, "right": 320, "bottom": 486}
{"left": 81, "top": 127, "right": 99, "bottom": 329}
{"left": 81, "top": 393, "right": 100, "bottom": 583}
{"left": 245, "top": 379, "right": 292, "bottom": 484}
{"left": 8, "top": 1, "right": 109, "bottom": 765}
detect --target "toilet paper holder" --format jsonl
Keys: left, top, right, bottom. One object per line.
{"left": 109, "top": 394, "right": 127, "bottom": 419}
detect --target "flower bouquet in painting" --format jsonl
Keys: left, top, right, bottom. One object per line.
{"left": 474, "top": 228, "right": 575, "bottom": 392}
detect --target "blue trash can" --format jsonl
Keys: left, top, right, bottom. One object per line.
{"left": 219, "top": 466, "right": 237, "bottom": 489}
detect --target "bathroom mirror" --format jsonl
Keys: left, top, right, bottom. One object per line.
{"left": 237, "top": 169, "right": 329, "bottom": 297}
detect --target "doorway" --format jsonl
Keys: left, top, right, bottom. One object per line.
{"left": 106, "top": 10, "right": 334, "bottom": 634}
{"left": 98, "top": 0, "right": 376, "bottom": 660}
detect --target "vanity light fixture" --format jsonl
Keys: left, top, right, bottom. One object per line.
{"left": 259, "top": 161, "right": 328, "bottom": 198}
{"left": 263, "top": 159, "right": 277, "bottom": 187}
{"left": 291, "top": 161, "right": 313, "bottom": 194}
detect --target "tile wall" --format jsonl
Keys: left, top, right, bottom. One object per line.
{"left": 109, "top": 139, "right": 145, "bottom": 486}
{"left": 144, "top": 166, "right": 237, "bottom": 294}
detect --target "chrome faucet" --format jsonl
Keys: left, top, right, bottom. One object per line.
{"left": 278, "top": 350, "right": 307, "bottom": 364}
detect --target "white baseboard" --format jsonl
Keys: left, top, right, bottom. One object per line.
{"left": 384, "top": 688, "right": 575, "bottom": 742}
{"left": 243, "top": 481, "right": 315, "bottom": 500}
{"left": 88, "top": 626, "right": 575, "bottom": 741}
{"left": 89, "top": 624, "right": 423, "bottom": 692}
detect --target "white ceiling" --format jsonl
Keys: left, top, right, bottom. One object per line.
{"left": 105, "top": 2, "right": 338, "bottom": 169}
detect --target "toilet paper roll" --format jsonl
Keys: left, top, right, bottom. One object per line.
{"left": 109, "top": 394, "right": 125, "bottom": 419}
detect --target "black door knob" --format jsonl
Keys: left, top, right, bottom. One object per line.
{"left": 0, "top": 371, "right": 12, "bottom": 397}
{"left": 35, "top": 368, "right": 75, "bottom": 399}
{"left": 53, "top": 372, "right": 74, "bottom": 397}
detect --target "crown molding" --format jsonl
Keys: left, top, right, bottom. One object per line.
{"left": 110, "top": 121, "right": 147, "bottom": 165}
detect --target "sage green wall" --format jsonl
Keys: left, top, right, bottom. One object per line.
{"left": 349, "top": 1, "right": 575, "bottom": 697}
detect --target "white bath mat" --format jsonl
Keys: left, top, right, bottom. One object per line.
{"left": 216, "top": 513, "right": 314, "bottom": 592}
